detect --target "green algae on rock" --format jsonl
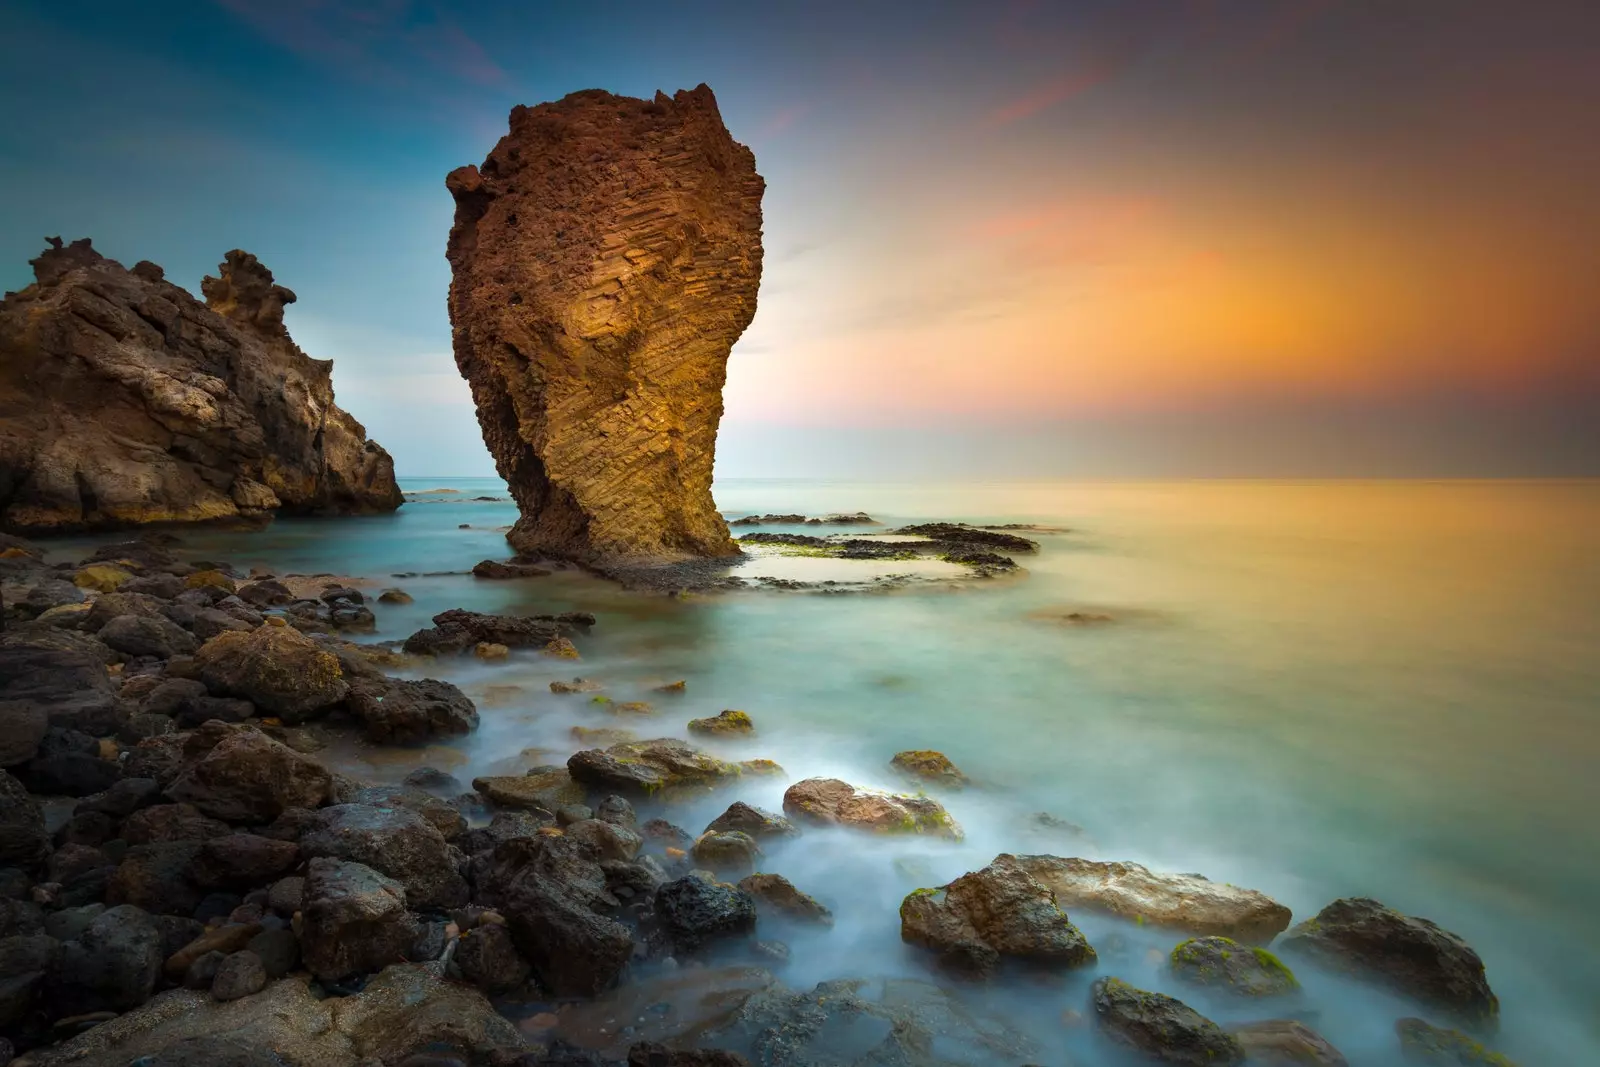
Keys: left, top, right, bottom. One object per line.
{"left": 782, "top": 777, "right": 963, "bottom": 840}
{"left": 1169, "top": 935, "right": 1300, "bottom": 996}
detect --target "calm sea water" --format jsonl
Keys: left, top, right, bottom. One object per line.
{"left": 77, "top": 478, "right": 1600, "bottom": 1063}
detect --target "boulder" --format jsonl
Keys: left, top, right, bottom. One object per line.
{"left": 190, "top": 834, "right": 300, "bottom": 889}
{"left": 44, "top": 903, "right": 164, "bottom": 1016}
{"left": 76, "top": 776, "right": 162, "bottom": 819}
{"left": 1012, "top": 855, "right": 1292, "bottom": 944}
{"left": 209, "top": 950, "right": 266, "bottom": 1001}
{"left": 98, "top": 615, "right": 198, "bottom": 659}
{"left": 568, "top": 738, "right": 775, "bottom": 798}
{"left": 475, "top": 834, "right": 633, "bottom": 996}
{"left": 472, "top": 559, "right": 551, "bottom": 579}
{"left": 0, "top": 933, "right": 61, "bottom": 1029}
{"left": 654, "top": 874, "right": 758, "bottom": 955}
{"left": 22, "top": 962, "right": 521, "bottom": 1067}
{"left": 899, "top": 854, "right": 1095, "bottom": 977}
{"left": 455, "top": 920, "right": 532, "bottom": 994}
{"left": 165, "top": 727, "right": 333, "bottom": 823}
{"left": 246, "top": 927, "right": 299, "bottom": 979}
{"left": 163, "top": 922, "right": 263, "bottom": 981}
{"left": 0, "top": 637, "right": 123, "bottom": 737}
{"left": 350, "top": 784, "right": 468, "bottom": 841}
{"left": 1232, "top": 1020, "right": 1349, "bottom": 1066}
{"left": 781, "top": 777, "right": 961, "bottom": 840}
{"left": 688, "top": 709, "right": 753, "bottom": 736}
{"left": 106, "top": 842, "right": 203, "bottom": 916}
{"left": 193, "top": 625, "right": 348, "bottom": 722}
{"left": 444, "top": 86, "right": 762, "bottom": 564}
{"left": 0, "top": 702, "right": 48, "bottom": 768}
{"left": 345, "top": 676, "right": 478, "bottom": 743}
{"left": 0, "top": 770, "right": 49, "bottom": 866}
{"left": 736, "top": 873, "right": 832, "bottom": 926}
{"left": 1169, "top": 936, "right": 1300, "bottom": 997}
{"left": 1090, "top": 976, "right": 1245, "bottom": 1066}
{"left": 0, "top": 240, "right": 401, "bottom": 535}
{"left": 21, "top": 752, "right": 121, "bottom": 797}
{"left": 402, "top": 608, "right": 593, "bottom": 657}
{"left": 472, "top": 769, "right": 589, "bottom": 815}
{"left": 889, "top": 750, "right": 970, "bottom": 788}
{"left": 566, "top": 819, "right": 644, "bottom": 863}
{"left": 122, "top": 803, "right": 230, "bottom": 844}
{"left": 595, "top": 793, "right": 638, "bottom": 829}
{"left": 299, "top": 858, "right": 418, "bottom": 980}
{"left": 234, "top": 580, "right": 292, "bottom": 608}
{"left": 1394, "top": 1017, "right": 1517, "bottom": 1065}
{"left": 1279, "top": 897, "right": 1498, "bottom": 1027}
{"left": 691, "top": 831, "right": 760, "bottom": 874}
{"left": 299, "top": 803, "right": 468, "bottom": 910}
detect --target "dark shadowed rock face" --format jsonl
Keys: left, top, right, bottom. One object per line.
{"left": 445, "top": 85, "right": 763, "bottom": 565}
{"left": 0, "top": 240, "right": 402, "bottom": 533}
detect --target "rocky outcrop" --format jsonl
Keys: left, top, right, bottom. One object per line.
{"left": 444, "top": 86, "right": 763, "bottom": 565}
{"left": 0, "top": 240, "right": 402, "bottom": 533}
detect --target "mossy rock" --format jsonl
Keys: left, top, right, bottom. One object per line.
{"left": 1396, "top": 1018, "right": 1518, "bottom": 1066}
{"left": 688, "top": 709, "right": 754, "bottom": 735}
{"left": 185, "top": 569, "right": 238, "bottom": 593}
{"left": 542, "top": 636, "right": 580, "bottom": 659}
{"left": 74, "top": 564, "right": 134, "bottom": 592}
{"left": 890, "top": 749, "right": 969, "bottom": 788}
{"left": 1169, "top": 936, "right": 1299, "bottom": 997}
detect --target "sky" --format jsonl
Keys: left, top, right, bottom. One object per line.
{"left": 1, "top": 0, "right": 1596, "bottom": 478}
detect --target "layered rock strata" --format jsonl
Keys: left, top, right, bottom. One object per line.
{"left": 0, "top": 240, "right": 401, "bottom": 533}
{"left": 445, "top": 85, "right": 763, "bottom": 564}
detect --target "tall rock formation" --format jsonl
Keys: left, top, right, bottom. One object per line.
{"left": 446, "top": 84, "right": 763, "bottom": 565}
{"left": 0, "top": 239, "right": 403, "bottom": 533}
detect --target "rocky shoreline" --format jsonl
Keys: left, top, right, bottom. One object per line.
{"left": 0, "top": 529, "right": 1523, "bottom": 1067}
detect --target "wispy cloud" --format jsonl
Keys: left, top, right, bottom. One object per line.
{"left": 984, "top": 16, "right": 1155, "bottom": 125}
{"left": 212, "top": 0, "right": 508, "bottom": 90}
{"left": 758, "top": 103, "right": 810, "bottom": 138}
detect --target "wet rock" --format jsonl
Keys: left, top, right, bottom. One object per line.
{"left": 0, "top": 637, "right": 123, "bottom": 737}
{"left": 181, "top": 950, "right": 225, "bottom": 991}
{"left": 1394, "top": 1017, "right": 1516, "bottom": 1065}
{"left": 246, "top": 927, "right": 298, "bottom": 979}
{"left": 687, "top": 710, "right": 753, "bottom": 736}
{"left": 0, "top": 933, "right": 59, "bottom": 1030}
{"left": 697, "top": 974, "right": 1034, "bottom": 1067}
{"left": 0, "top": 242, "right": 400, "bottom": 535}
{"left": 163, "top": 922, "right": 263, "bottom": 981}
{"left": 345, "top": 677, "right": 478, "bottom": 743}
{"left": 455, "top": 920, "right": 532, "bottom": 994}
{"left": 300, "top": 803, "right": 468, "bottom": 910}
{"left": 889, "top": 750, "right": 970, "bottom": 788}
{"left": 21, "top": 752, "right": 121, "bottom": 797}
{"left": 1014, "top": 855, "right": 1292, "bottom": 944}
{"left": 642, "top": 819, "right": 695, "bottom": 850}
{"left": 0, "top": 702, "right": 48, "bottom": 769}
{"left": 190, "top": 834, "right": 300, "bottom": 889}
{"left": 402, "top": 608, "right": 592, "bottom": 657}
{"left": 551, "top": 677, "right": 604, "bottom": 694}
{"left": 403, "top": 766, "right": 464, "bottom": 794}
{"left": 299, "top": 858, "right": 418, "bottom": 980}
{"left": 165, "top": 726, "right": 334, "bottom": 823}
{"left": 1090, "top": 976, "right": 1245, "bottom": 1066}
{"left": 566, "top": 819, "right": 643, "bottom": 863}
{"left": 1169, "top": 936, "right": 1300, "bottom": 997}
{"left": 122, "top": 736, "right": 187, "bottom": 788}
{"left": 595, "top": 794, "right": 638, "bottom": 830}
{"left": 377, "top": 588, "right": 413, "bottom": 604}
{"left": 193, "top": 625, "right": 347, "bottom": 722}
{"left": 654, "top": 875, "right": 757, "bottom": 955}
{"left": 105, "top": 842, "right": 203, "bottom": 916}
{"left": 0, "top": 767, "right": 49, "bottom": 870}
{"left": 0, "top": 898, "right": 44, "bottom": 938}
{"left": 209, "top": 950, "right": 265, "bottom": 1001}
{"left": 47, "top": 843, "right": 112, "bottom": 885}
{"left": 782, "top": 777, "right": 961, "bottom": 840}
{"left": 736, "top": 873, "right": 832, "bottom": 927}
{"left": 45, "top": 903, "right": 164, "bottom": 1016}
{"left": 1280, "top": 897, "right": 1498, "bottom": 1027}
{"left": 351, "top": 784, "right": 468, "bottom": 841}
{"left": 472, "top": 559, "right": 552, "bottom": 579}
{"left": 233, "top": 580, "right": 293, "bottom": 608}
{"left": 896, "top": 523, "right": 1040, "bottom": 553}
{"left": 1232, "top": 1020, "right": 1348, "bottom": 1066}
{"left": 120, "top": 712, "right": 177, "bottom": 742}
{"left": 900, "top": 854, "right": 1094, "bottom": 977}
{"left": 474, "top": 834, "right": 632, "bottom": 996}
{"left": 98, "top": 615, "right": 198, "bottom": 659}
{"left": 122, "top": 803, "right": 230, "bottom": 844}
{"left": 266, "top": 876, "right": 303, "bottom": 916}
{"left": 568, "top": 738, "right": 772, "bottom": 798}
{"left": 691, "top": 831, "right": 760, "bottom": 875}
{"left": 25, "top": 961, "right": 521, "bottom": 1067}
{"left": 445, "top": 86, "right": 762, "bottom": 565}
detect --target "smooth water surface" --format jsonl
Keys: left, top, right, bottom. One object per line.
{"left": 67, "top": 478, "right": 1599, "bottom": 1063}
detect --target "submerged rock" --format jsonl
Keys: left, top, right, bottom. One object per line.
{"left": 1012, "top": 855, "right": 1292, "bottom": 943}
{"left": 1090, "top": 976, "right": 1245, "bottom": 1066}
{"left": 473, "top": 769, "right": 587, "bottom": 813}
{"left": 889, "top": 749, "right": 970, "bottom": 788}
{"left": 737, "top": 873, "right": 832, "bottom": 927}
{"left": 403, "top": 608, "right": 593, "bottom": 657}
{"left": 899, "top": 854, "right": 1095, "bottom": 977}
{"left": 1280, "top": 897, "right": 1498, "bottom": 1027}
{"left": 781, "top": 777, "right": 961, "bottom": 840}
{"left": 444, "top": 86, "right": 763, "bottom": 565}
{"left": 1394, "top": 1017, "right": 1518, "bottom": 1065}
{"left": 1231, "top": 1020, "right": 1349, "bottom": 1066}
{"left": 0, "top": 240, "right": 401, "bottom": 534}
{"left": 568, "top": 738, "right": 777, "bottom": 798}
{"left": 704, "top": 801, "right": 798, "bottom": 841}
{"left": 688, "top": 709, "right": 754, "bottom": 736}
{"left": 1169, "top": 936, "right": 1300, "bottom": 997}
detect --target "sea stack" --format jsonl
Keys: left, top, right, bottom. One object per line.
{"left": 445, "top": 84, "right": 764, "bottom": 565}
{"left": 0, "top": 240, "right": 402, "bottom": 532}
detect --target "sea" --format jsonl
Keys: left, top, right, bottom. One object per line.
{"left": 48, "top": 477, "right": 1600, "bottom": 1064}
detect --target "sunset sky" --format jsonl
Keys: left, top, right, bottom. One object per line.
{"left": 2, "top": 0, "right": 1595, "bottom": 477}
